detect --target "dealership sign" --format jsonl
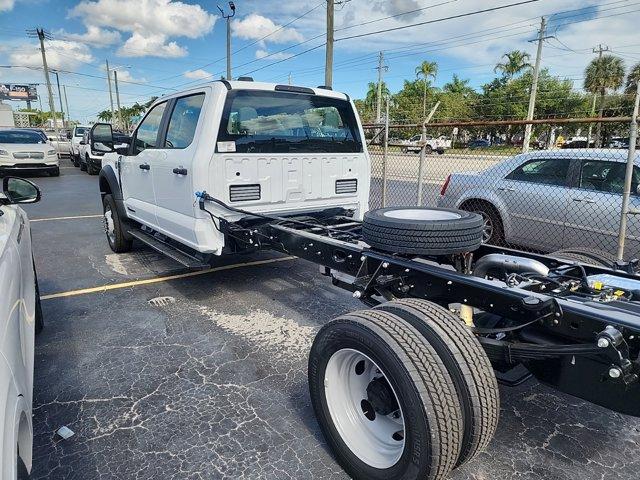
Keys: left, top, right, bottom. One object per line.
{"left": 0, "top": 84, "right": 38, "bottom": 101}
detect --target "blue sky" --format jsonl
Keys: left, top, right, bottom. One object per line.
{"left": 0, "top": 0, "right": 638, "bottom": 123}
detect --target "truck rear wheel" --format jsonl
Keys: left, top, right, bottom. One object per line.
{"left": 309, "top": 309, "right": 463, "bottom": 480}
{"left": 363, "top": 207, "right": 483, "bottom": 255}
{"left": 375, "top": 299, "right": 499, "bottom": 467}
{"left": 103, "top": 194, "right": 133, "bottom": 253}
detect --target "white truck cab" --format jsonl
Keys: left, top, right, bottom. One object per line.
{"left": 98, "top": 80, "right": 370, "bottom": 258}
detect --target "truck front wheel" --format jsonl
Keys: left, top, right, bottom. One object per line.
{"left": 103, "top": 194, "right": 133, "bottom": 253}
{"left": 309, "top": 309, "right": 463, "bottom": 480}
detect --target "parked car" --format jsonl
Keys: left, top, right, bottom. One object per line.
{"left": 0, "top": 129, "right": 60, "bottom": 177}
{"left": 438, "top": 149, "right": 640, "bottom": 257}
{"left": 70, "top": 125, "right": 90, "bottom": 167}
{"left": 401, "top": 134, "right": 450, "bottom": 154}
{"left": 79, "top": 128, "right": 130, "bottom": 175}
{"left": 608, "top": 137, "right": 630, "bottom": 149}
{"left": 0, "top": 176, "right": 43, "bottom": 480}
{"left": 45, "top": 131, "right": 71, "bottom": 158}
{"left": 561, "top": 136, "right": 595, "bottom": 148}
{"left": 467, "top": 139, "right": 491, "bottom": 149}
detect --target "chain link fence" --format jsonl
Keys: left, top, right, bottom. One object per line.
{"left": 365, "top": 117, "right": 639, "bottom": 260}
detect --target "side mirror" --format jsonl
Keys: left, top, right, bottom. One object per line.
{"left": 66, "top": 131, "right": 72, "bottom": 140}
{"left": 90, "top": 123, "right": 114, "bottom": 153}
{"left": 2, "top": 177, "right": 41, "bottom": 204}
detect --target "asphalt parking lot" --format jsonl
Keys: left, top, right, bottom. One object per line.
{"left": 22, "top": 163, "right": 640, "bottom": 479}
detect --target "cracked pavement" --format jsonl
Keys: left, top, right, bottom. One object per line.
{"left": 22, "top": 167, "right": 640, "bottom": 479}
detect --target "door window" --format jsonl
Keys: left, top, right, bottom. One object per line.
{"left": 164, "top": 94, "right": 205, "bottom": 149}
{"left": 579, "top": 160, "right": 639, "bottom": 194}
{"left": 133, "top": 102, "right": 167, "bottom": 155}
{"left": 506, "top": 158, "right": 570, "bottom": 186}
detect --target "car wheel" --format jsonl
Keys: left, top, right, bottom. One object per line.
{"left": 50, "top": 167, "right": 60, "bottom": 177}
{"left": 401, "top": 147, "right": 408, "bottom": 154}
{"left": 437, "top": 149, "right": 445, "bottom": 155}
{"left": 80, "top": 156, "right": 88, "bottom": 172}
{"left": 462, "top": 203, "right": 504, "bottom": 246}
{"left": 309, "top": 309, "right": 463, "bottom": 480}
{"left": 73, "top": 154, "right": 80, "bottom": 167}
{"left": 425, "top": 145, "right": 433, "bottom": 155}
{"left": 103, "top": 194, "right": 133, "bottom": 253}
{"left": 362, "top": 207, "right": 484, "bottom": 255}
{"left": 87, "top": 162, "right": 99, "bottom": 175}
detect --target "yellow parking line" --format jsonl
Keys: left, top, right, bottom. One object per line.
{"left": 31, "top": 214, "right": 103, "bottom": 222}
{"left": 40, "top": 256, "right": 296, "bottom": 300}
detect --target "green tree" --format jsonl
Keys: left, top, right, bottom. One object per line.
{"left": 584, "top": 54, "right": 625, "bottom": 145}
{"left": 415, "top": 60, "right": 438, "bottom": 117}
{"left": 97, "top": 110, "right": 113, "bottom": 122}
{"left": 494, "top": 50, "right": 531, "bottom": 80}
{"left": 443, "top": 74, "right": 473, "bottom": 96}
{"left": 626, "top": 62, "right": 640, "bottom": 94}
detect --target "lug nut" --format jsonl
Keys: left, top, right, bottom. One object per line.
{"left": 609, "top": 367, "right": 622, "bottom": 379}
{"left": 597, "top": 338, "right": 610, "bottom": 348}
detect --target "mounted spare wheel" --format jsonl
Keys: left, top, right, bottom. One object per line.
{"left": 363, "top": 207, "right": 484, "bottom": 255}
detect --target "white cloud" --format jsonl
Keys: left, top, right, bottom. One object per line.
{"left": 70, "top": 0, "right": 216, "bottom": 58}
{"left": 255, "top": 49, "right": 294, "bottom": 61}
{"left": 9, "top": 40, "right": 94, "bottom": 71}
{"left": 110, "top": 68, "right": 146, "bottom": 83}
{"left": 56, "top": 25, "right": 121, "bottom": 47}
{"left": 234, "top": 14, "right": 304, "bottom": 44}
{"left": 184, "top": 69, "right": 212, "bottom": 80}
{"left": 118, "top": 32, "right": 187, "bottom": 58}
{"left": 0, "top": 0, "right": 15, "bottom": 12}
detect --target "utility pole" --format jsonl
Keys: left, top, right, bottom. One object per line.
{"left": 105, "top": 59, "right": 115, "bottom": 124}
{"left": 325, "top": 0, "right": 334, "bottom": 88}
{"left": 288, "top": 72, "right": 292, "bottom": 85}
{"left": 375, "top": 51, "right": 387, "bottom": 123}
{"left": 114, "top": 70, "right": 123, "bottom": 131}
{"left": 589, "top": 43, "right": 609, "bottom": 148}
{"left": 63, "top": 84, "right": 71, "bottom": 124}
{"left": 27, "top": 28, "right": 57, "bottom": 131}
{"left": 52, "top": 70, "right": 65, "bottom": 127}
{"left": 522, "top": 16, "right": 549, "bottom": 152}
{"left": 218, "top": 2, "right": 236, "bottom": 80}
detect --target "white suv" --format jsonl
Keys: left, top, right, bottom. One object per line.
{"left": 97, "top": 80, "right": 369, "bottom": 257}
{"left": 0, "top": 176, "right": 43, "bottom": 480}
{"left": 70, "top": 125, "right": 90, "bottom": 167}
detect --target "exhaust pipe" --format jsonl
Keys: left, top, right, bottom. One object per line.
{"left": 473, "top": 253, "right": 549, "bottom": 279}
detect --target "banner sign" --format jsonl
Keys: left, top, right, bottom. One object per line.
{"left": 0, "top": 84, "right": 38, "bottom": 101}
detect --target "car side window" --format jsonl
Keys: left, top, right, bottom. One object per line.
{"left": 164, "top": 93, "right": 205, "bottom": 149}
{"left": 506, "top": 158, "right": 570, "bottom": 186}
{"left": 133, "top": 102, "right": 167, "bottom": 155}
{"left": 579, "top": 160, "right": 639, "bottom": 195}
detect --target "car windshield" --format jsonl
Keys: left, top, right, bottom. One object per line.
{"left": 218, "top": 90, "right": 362, "bottom": 154}
{"left": 75, "top": 127, "right": 87, "bottom": 137}
{"left": 0, "top": 130, "right": 46, "bottom": 144}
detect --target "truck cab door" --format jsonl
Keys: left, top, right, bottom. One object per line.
{"left": 152, "top": 93, "right": 206, "bottom": 246}
{"left": 121, "top": 101, "right": 169, "bottom": 229}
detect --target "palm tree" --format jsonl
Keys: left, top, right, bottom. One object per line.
{"left": 97, "top": 110, "right": 112, "bottom": 122}
{"left": 584, "top": 54, "right": 625, "bottom": 145}
{"left": 626, "top": 62, "right": 640, "bottom": 94}
{"left": 494, "top": 50, "right": 531, "bottom": 80}
{"left": 415, "top": 60, "right": 437, "bottom": 117}
{"left": 364, "top": 81, "right": 389, "bottom": 116}
{"left": 443, "top": 74, "right": 473, "bottom": 95}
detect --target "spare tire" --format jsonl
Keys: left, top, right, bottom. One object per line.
{"left": 363, "top": 207, "right": 483, "bottom": 255}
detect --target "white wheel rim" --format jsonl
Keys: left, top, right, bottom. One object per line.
{"left": 383, "top": 208, "right": 461, "bottom": 221}
{"left": 103, "top": 207, "right": 116, "bottom": 244}
{"left": 325, "top": 348, "right": 405, "bottom": 469}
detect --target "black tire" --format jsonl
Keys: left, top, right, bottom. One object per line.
{"left": 80, "top": 156, "right": 87, "bottom": 172}
{"left": 49, "top": 167, "right": 60, "bottom": 177}
{"left": 436, "top": 149, "right": 445, "bottom": 155}
{"left": 375, "top": 299, "right": 499, "bottom": 467}
{"left": 425, "top": 145, "right": 433, "bottom": 154}
{"left": 34, "top": 268, "right": 44, "bottom": 335}
{"left": 87, "top": 161, "right": 99, "bottom": 175}
{"left": 73, "top": 154, "right": 80, "bottom": 167}
{"left": 401, "top": 147, "right": 408, "bottom": 153}
{"left": 363, "top": 207, "right": 483, "bottom": 255}
{"left": 103, "top": 194, "right": 133, "bottom": 253}
{"left": 461, "top": 202, "right": 504, "bottom": 246}
{"left": 309, "top": 309, "right": 463, "bottom": 480}
{"left": 552, "top": 248, "right": 617, "bottom": 268}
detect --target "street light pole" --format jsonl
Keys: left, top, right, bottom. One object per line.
{"left": 218, "top": 2, "right": 236, "bottom": 80}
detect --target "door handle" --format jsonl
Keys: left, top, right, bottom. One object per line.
{"left": 497, "top": 187, "right": 515, "bottom": 192}
{"left": 572, "top": 197, "right": 596, "bottom": 204}
{"left": 139, "top": 163, "right": 150, "bottom": 170}
{"left": 172, "top": 167, "right": 188, "bottom": 175}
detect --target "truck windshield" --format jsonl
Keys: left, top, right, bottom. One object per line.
{"left": 218, "top": 90, "right": 363, "bottom": 154}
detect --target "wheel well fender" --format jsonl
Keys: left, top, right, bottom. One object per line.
{"left": 98, "top": 165, "right": 128, "bottom": 221}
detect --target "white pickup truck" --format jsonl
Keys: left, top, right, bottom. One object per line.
{"left": 401, "top": 134, "right": 451, "bottom": 154}
{"left": 95, "top": 80, "right": 370, "bottom": 258}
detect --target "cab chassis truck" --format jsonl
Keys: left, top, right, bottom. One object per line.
{"left": 94, "top": 80, "right": 640, "bottom": 480}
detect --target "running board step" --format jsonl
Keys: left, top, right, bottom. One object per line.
{"left": 127, "top": 228, "right": 210, "bottom": 270}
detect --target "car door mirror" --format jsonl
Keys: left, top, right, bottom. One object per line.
{"left": 91, "top": 123, "right": 114, "bottom": 153}
{"left": 2, "top": 177, "right": 41, "bottom": 204}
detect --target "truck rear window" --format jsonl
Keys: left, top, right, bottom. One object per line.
{"left": 217, "top": 90, "right": 363, "bottom": 154}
